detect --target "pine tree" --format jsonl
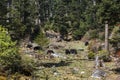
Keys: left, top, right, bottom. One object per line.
{"left": 0, "top": 0, "right": 7, "bottom": 25}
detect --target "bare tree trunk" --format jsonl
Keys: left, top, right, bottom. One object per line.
{"left": 105, "top": 21, "right": 109, "bottom": 54}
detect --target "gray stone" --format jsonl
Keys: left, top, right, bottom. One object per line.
{"left": 91, "top": 69, "right": 106, "bottom": 79}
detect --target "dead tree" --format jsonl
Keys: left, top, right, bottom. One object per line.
{"left": 105, "top": 21, "right": 109, "bottom": 54}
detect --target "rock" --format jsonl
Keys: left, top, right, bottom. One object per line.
{"left": 53, "top": 72, "right": 59, "bottom": 76}
{"left": 51, "top": 53, "right": 66, "bottom": 59}
{"left": 51, "top": 53, "right": 60, "bottom": 58}
{"left": 91, "top": 69, "right": 106, "bottom": 79}
{"left": 80, "top": 71, "right": 85, "bottom": 74}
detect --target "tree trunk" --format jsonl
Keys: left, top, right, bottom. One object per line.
{"left": 105, "top": 21, "right": 109, "bottom": 54}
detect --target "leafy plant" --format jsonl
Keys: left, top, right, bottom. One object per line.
{"left": 110, "top": 25, "right": 120, "bottom": 49}
{"left": 20, "top": 54, "right": 36, "bottom": 76}
{"left": 89, "top": 30, "right": 99, "bottom": 39}
{"left": 72, "top": 29, "right": 83, "bottom": 40}
{"left": 88, "top": 51, "right": 95, "bottom": 60}
{"left": 0, "top": 25, "right": 21, "bottom": 73}
{"left": 98, "top": 50, "right": 111, "bottom": 62}
{"left": 34, "top": 31, "right": 49, "bottom": 47}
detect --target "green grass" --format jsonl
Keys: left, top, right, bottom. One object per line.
{"left": 13, "top": 41, "right": 120, "bottom": 80}
{"left": 32, "top": 41, "right": 119, "bottom": 80}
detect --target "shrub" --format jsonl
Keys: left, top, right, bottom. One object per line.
{"left": 72, "top": 30, "right": 83, "bottom": 40}
{"left": 109, "top": 26, "right": 120, "bottom": 49}
{"left": 101, "top": 54, "right": 111, "bottom": 62}
{"left": 88, "top": 52, "right": 95, "bottom": 60}
{"left": 89, "top": 30, "right": 99, "bottom": 39}
{"left": 98, "top": 32, "right": 105, "bottom": 40}
{"left": 20, "top": 54, "right": 36, "bottom": 76}
{"left": 0, "top": 25, "right": 21, "bottom": 73}
{"left": 98, "top": 50, "right": 111, "bottom": 62}
{"left": 34, "top": 31, "right": 49, "bottom": 47}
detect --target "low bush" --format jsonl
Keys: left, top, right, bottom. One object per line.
{"left": 0, "top": 26, "right": 21, "bottom": 73}
{"left": 88, "top": 52, "right": 95, "bottom": 60}
{"left": 20, "top": 54, "right": 36, "bottom": 76}
{"left": 98, "top": 50, "right": 111, "bottom": 62}
{"left": 34, "top": 31, "right": 49, "bottom": 47}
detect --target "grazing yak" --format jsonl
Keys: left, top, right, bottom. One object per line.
{"left": 26, "top": 43, "right": 42, "bottom": 50}
{"left": 65, "top": 49, "right": 77, "bottom": 55}
{"left": 65, "top": 49, "right": 71, "bottom": 54}
{"left": 85, "top": 41, "right": 89, "bottom": 46}
{"left": 70, "top": 49, "right": 77, "bottom": 54}
{"left": 47, "top": 50, "right": 54, "bottom": 54}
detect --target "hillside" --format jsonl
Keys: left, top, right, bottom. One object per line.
{"left": 0, "top": 0, "right": 120, "bottom": 80}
